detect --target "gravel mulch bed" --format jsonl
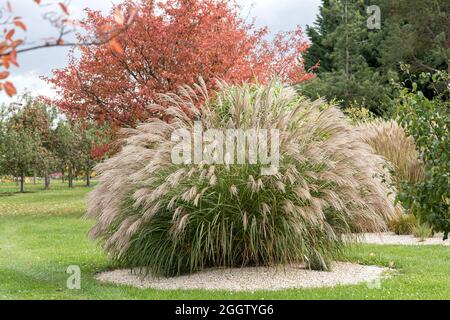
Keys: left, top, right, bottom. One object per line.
{"left": 96, "top": 262, "right": 388, "bottom": 291}
{"left": 357, "top": 232, "right": 449, "bottom": 246}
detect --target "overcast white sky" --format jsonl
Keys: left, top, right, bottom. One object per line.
{"left": 1, "top": 0, "right": 321, "bottom": 104}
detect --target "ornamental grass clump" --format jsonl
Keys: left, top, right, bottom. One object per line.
{"left": 86, "top": 81, "right": 397, "bottom": 277}
{"left": 357, "top": 120, "right": 424, "bottom": 191}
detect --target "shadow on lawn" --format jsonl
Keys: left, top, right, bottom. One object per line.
{"left": 0, "top": 191, "right": 37, "bottom": 197}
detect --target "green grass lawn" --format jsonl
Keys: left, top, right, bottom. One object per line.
{"left": 0, "top": 182, "right": 449, "bottom": 300}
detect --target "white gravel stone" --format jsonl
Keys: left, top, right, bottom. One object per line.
{"left": 95, "top": 233, "right": 447, "bottom": 291}
{"left": 95, "top": 262, "right": 389, "bottom": 291}
{"left": 356, "top": 232, "right": 449, "bottom": 246}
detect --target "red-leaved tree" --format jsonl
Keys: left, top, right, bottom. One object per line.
{"left": 48, "top": 0, "right": 314, "bottom": 128}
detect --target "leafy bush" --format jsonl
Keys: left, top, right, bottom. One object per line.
{"left": 357, "top": 120, "right": 424, "bottom": 193}
{"left": 344, "top": 106, "right": 376, "bottom": 124}
{"left": 389, "top": 214, "right": 417, "bottom": 235}
{"left": 87, "top": 81, "right": 397, "bottom": 276}
{"left": 395, "top": 71, "right": 449, "bottom": 239}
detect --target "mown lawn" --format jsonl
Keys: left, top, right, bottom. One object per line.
{"left": 0, "top": 182, "right": 449, "bottom": 300}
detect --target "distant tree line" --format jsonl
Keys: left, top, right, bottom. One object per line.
{"left": 301, "top": 0, "right": 449, "bottom": 115}
{"left": 0, "top": 96, "right": 111, "bottom": 192}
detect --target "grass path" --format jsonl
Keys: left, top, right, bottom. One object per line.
{"left": 0, "top": 182, "right": 449, "bottom": 300}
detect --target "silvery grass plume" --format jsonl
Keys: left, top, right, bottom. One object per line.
{"left": 86, "top": 80, "right": 397, "bottom": 276}
{"left": 357, "top": 120, "right": 424, "bottom": 192}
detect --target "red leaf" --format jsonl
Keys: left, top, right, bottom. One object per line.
{"left": 9, "top": 50, "right": 18, "bottom": 67}
{"left": 99, "top": 24, "right": 113, "bottom": 33}
{"left": 11, "top": 39, "right": 23, "bottom": 48}
{"left": 3, "top": 81, "right": 17, "bottom": 97}
{"left": 0, "top": 71, "right": 9, "bottom": 80}
{"left": 2, "top": 56, "right": 10, "bottom": 69}
{"left": 109, "top": 38, "right": 123, "bottom": 54}
{"left": 14, "top": 21, "right": 27, "bottom": 31}
{"left": 5, "top": 29, "right": 15, "bottom": 41}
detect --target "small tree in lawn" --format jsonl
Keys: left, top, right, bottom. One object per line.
{"left": 71, "top": 122, "right": 111, "bottom": 187}
{"left": 0, "top": 97, "right": 55, "bottom": 192}
{"left": 53, "top": 122, "right": 79, "bottom": 188}
{"left": 27, "top": 101, "right": 58, "bottom": 190}
{"left": 0, "top": 111, "right": 38, "bottom": 193}
{"left": 35, "top": 144, "right": 57, "bottom": 190}
{"left": 52, "top": 119, "right": 106, "bottom": 188}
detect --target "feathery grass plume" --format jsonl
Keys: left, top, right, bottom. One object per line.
{"left": 86, "top": 80, "right": 397, "bottom": 277}
{"left": 357, "top": 120, "right": 424, "bottom": 192}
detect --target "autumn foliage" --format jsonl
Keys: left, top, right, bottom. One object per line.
{"left": 0, "top": 1, "right": 28, "bottom": 96}
{"left": 0, "top": 0, "right": 132, "bottom": 97}
{"left": 0, "top": 0, "right": 69, "bottom": 96}
{"left": 48, "top": 0, "right": 314, "bottom": 127}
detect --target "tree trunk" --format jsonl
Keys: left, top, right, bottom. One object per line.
{"left": 68, "top": 165, "right": 73, "bottom": 188}
{"left": 44, "top": 173, "right": 50, "bottom": 190}
{"left": 86, "top": 168, "right": 91, "bottom": 187}
{"left": 33, "top": 172, "right": 36, "bottom": 185}
{"left": 20, "top": 172, "right": 25, "bottom": 193}
{"left": 345, "top": 48, "right": 349, "bottom": 80}
{"left": 344, "top": 0, "right": 349, "bottom": 80}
